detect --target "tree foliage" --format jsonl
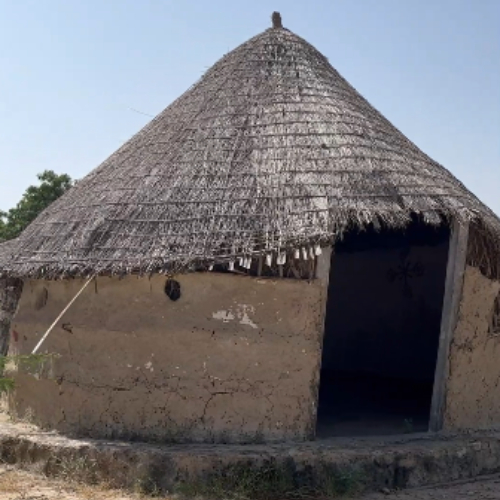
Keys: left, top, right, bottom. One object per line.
{"left": 0, "top": 170, "right": 73, "bottom": 241}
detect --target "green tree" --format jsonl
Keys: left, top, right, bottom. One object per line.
{"left": 0, "top": 220, "right": 6, "bottom": 242}
{"left": 0, "top": 170, "right": 73, "bottom": 241}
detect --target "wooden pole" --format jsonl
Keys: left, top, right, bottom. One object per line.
{"left": 32, "top": 276, "right": 95, "bottom": 354}
{"left": 429, "top": 220, "right": 469, "bottom": 432}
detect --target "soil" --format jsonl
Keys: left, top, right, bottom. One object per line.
{"left": 363, "top": 474, "right": 500, "bottom": 499}
{"left": 2, "top": 466, "right": 500, "bottom": 500}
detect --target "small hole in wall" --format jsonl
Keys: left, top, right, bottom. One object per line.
{"left": 489, "top": 293, "right": 500, "bottom": 335}
{"left": 34, "top": 287, "right": 48, "bottom": 311}
{"left": 164, "top": 279, "right": 181, "bottom": 301}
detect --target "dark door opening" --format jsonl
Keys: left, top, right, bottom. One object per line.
{"left": 317, "top": 220, "right": 450, "bottom": 438}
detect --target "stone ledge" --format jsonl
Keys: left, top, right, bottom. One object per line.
{"left": 2, "top": 418, "right": 500, "bottom": 497}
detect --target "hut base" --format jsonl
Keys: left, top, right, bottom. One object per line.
{"left": 2, "top": 411, "right": 500, "bottom": 496}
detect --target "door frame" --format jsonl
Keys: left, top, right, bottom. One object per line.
{"left": 429, "top": 219, "right": 469, "bottom": 432}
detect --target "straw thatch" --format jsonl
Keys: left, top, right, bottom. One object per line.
{"left": 0, "top": 239, "right": 16, "bottom": 270}
{"left": 2, "top": 14, "right": 500, "bottom": 278}
{"left": 0, "top": 240, "right": 23, "bottom": 355}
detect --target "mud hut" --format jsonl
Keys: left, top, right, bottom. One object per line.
{"left": 1, "top": 13, "right": 500, "bottom": 442}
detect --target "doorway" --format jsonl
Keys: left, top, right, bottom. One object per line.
{"left": 316, "top": 220, "right": 450, "bottom": 438}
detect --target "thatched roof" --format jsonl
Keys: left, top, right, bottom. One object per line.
{"left": 2, "top": 13, "right": 500, "bottom": 278}
{"left": 0, "top": 239, "right": 16, "bottom": 257}
{"left": 0, "top": 239, "right": 17, "bottom": 272}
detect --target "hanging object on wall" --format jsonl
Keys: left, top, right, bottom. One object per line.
{"left": 164, "top": 279, "right": 181, "bottom": 301}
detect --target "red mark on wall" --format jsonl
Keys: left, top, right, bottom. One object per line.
{"left": 12, "top": 330, "right": 19, "bottom": 342}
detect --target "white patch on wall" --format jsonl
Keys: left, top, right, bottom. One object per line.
{"left": 212, "top": 310, "right": 235, "bottom": 322}
{"left": 212, "top": 304, "right": 258, "bottom": 329}
{"left": 238, "top": 304, "right": 258, "bottom": 329}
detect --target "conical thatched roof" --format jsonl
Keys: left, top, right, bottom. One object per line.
{"left": 0, "top": 239, "right": 18, "bottom": 274}
{"left": 2, "top": 14, "right": 500, "bottom": 278}
{"left": 0, "top": 239, "right": 15, "bottom": 260}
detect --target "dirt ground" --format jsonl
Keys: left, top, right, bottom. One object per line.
{"left": 363, "top": 475, "right": 500, "bottom": 499}
{"left": 2, "top": 467, "right": 500, "bottom": 500}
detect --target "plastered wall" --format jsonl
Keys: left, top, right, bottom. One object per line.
{"left": 444, "top": 266, "right": 500, "bottom": 430}
{"left": 7, "top": 273, "right": 326, "bottom": 443}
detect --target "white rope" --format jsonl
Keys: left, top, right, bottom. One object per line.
{"left": 32, "top": 276, "right": 95, "bottom": 354}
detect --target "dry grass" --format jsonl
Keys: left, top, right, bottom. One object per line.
{"left": 0, "top": 466, "right": 169, "bottom": 500}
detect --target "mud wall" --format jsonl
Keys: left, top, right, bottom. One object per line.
{"left": 444, "top": 266, "right": 500, "bottom": 429}
{"left": 7, "top": 273, "right": 326, "bottom": 443}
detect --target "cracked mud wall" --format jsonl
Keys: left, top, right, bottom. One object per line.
{"left": 444, "top": 266, "right": 500, "bottom": 430}
{"left": 7, "top": 273, "right": 326, "bottom": 443}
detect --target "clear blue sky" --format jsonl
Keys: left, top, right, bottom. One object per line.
{"left": 1, "top": 0, "right": 499, "bottom": 214}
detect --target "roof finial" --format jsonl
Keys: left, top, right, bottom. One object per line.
{"left": 272, "top": 12, "right": 283, "bottom": 29}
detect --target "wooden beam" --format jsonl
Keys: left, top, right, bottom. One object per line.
{"left": 32, "top": 276, "right": 95, "bottom": 354}
{"left": 310, "top": 246, "right": 332, "bottom": 439}
{"left": 315, "top": 247, "right": 332, "bottom": 286}
{"left": 429, "top": 219, "right": 469, "bottom": 432}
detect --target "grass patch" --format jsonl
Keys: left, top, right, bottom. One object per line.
{"left": 48, "top": 454, "right": 100, "bottom": 485}
{"left": 0, "top": 466, "right": 149, "bottom": 499}
{"left": 0, "top": 352, "right": 60, "bottom": 395}
{"left": 175, "top": 460, "right": 364, "bottom": 499}
{"left": 134, "top": 477, "right": 163, "bottom": 497}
